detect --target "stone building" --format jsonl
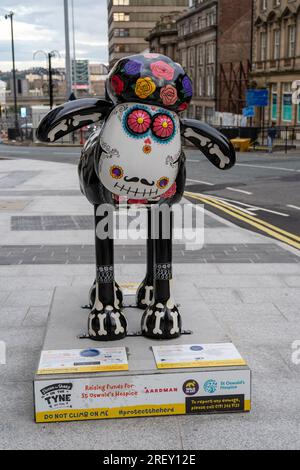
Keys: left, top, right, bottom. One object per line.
{"left": 217, "top": 0, "right": 253, "bottom": 115}
{"left": 107, "top": 0, "right": 189, "bottom": 67}
{"left": 251, "top": 0, "right": 300, "bottom": 126}
{"left": 176, "top": 0, "right": 218, "bottom": 123}
{"left": 146, "top": 12, "right": 181, "bottom": 62}
{"left": 147, "top": 0, "right": 252, "bottom": 123}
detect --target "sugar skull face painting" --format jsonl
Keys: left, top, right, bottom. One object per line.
{"left": 99, "top": 103, "right": 181, "bottom": 200}
{"left": 37, "top": 53, "right": 236, "bottom": 341}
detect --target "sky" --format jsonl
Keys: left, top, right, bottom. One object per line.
{"left": 0, "top": 0, "right": 108, "bottom": 72}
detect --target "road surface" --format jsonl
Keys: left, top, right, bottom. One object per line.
{"left": 0, "top": 144, "right": 299, "bottom": 248}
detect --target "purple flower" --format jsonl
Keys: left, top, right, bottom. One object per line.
{"left": 182, "top": 76, "right": 193, "bottom": 97}
{"left": 124, "top": 60, "right": 142, "bottom": 76}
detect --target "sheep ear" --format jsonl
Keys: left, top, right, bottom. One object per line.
{"left": 36, "top": 98, "right": 113, "bottom": 143}
{"left": 180, "top": 118, "right": 236, "bottom": 170}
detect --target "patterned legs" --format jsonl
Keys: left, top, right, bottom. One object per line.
{"left": 88, "top": 205, "right": 127, "bottom": 341}
{"left": 141, "top": 206, "right": 182, "bottom": 339}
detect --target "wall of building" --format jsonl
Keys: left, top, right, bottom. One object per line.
{"left": 251, "top": 0, "right": 300, "bottom": 126}
{"left": 108, "top": 0, "right": 189, "bottom": 66}
{"left": 217, "top": 0, "right": 253, "bottom": 114}
{"left": 177, "top": 0, "right": 217, "bottom": 123}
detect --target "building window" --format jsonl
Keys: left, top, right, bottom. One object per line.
{"left": 273, "top": 0, "right": 280, "bottom": 7}
{"left": 207, "top": 43, "right": 215, "bottom": 64}
{"left": 273, "top": 30, "right": 280, "bottom": 60}
{"left": 181, "top": 50, "right": 187, "bottom": 68}
{"left": 288, "top": 24, "right": 296, "bottom": 58}
{"left": 113, "top": 12, "right": 130, "bottom": 22}
{"left": 260, "top": 0, "right": 267, "bottom": 11}
{"left": 189, "top": 48, "right": 195, "bottom": 67}
{"left": 282, "top": 83, "right": 292, "bottom": 122}
{"left": 114, "top": 28, "right": 129, "bottom": 37}
{"left": 260, "top": 31, "right": 267, "bottom": 61}
{"left": 205, "top": 107, "right": 214, "bottom": 124}
{"left": 196, "top": 106, "right": 203, "bottom": 120}
{"left": 113, "top": 0, "right": 129, "bottom": 5}
{"left": 198, "top": 46, "right": 204, "bottom": 65}
{"left": 207, "top": 71, "right": 215, "bottom": 97}
{"left": 198, "top": 72, "right": 204, "bottom": 96}
{"left": 271, "top": 85, "right": 278, "bottom": 121}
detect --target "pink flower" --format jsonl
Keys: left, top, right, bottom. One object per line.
{"left": 160, "top": 85, "right": 178, "bottom": 106}
{"left": 152, "top": 115, "right": 174, "bottom": 139}
{"left": 150, "top": 61, "right": 174, "bottom": 81}
{"left": 127, "top": 109, "right": 151, "bottom": 134}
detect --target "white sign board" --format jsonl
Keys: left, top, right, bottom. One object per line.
{"left": 152, "top": 343, "right": 246, "bottom": 369}
{"left": 37, "top": 348, "right": 128, "bottom": 375}
{"left": 34, "top": 368, "right": 251, "bottom": 422}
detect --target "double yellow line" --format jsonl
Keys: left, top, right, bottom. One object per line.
{"left": 184, "top": 191, "right": 300, "bottom": 250}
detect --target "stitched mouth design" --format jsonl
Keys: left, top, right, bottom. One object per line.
{"left": 114, "top": 182, "right": 159, "bottom": 197}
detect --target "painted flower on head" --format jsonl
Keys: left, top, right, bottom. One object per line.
{"left": 160, "top": 85, "right": 178, "bottom": 106}
{"left": 182, "top": 76, "right": 193, "bottom": 97}
{"left": 177, "top": 102, "right": 188, "bottom": 112}
{"left": 127, "top": 109, "right": 151, "bottom": 134}
{"left": 135, "top": 77, "right": 156, "bottom": 99}
{"left": 150, "top": 61, "right": 174, "bottom": 81}
{"left": 152, "top": 115, "right": 174, "bottom": 139}
{"left": 144, "top": 53, "right": 160, "bottom": 59}
{"left": 124, "top": 60, "right": 142, "bottom": 76}
{"left": 111, "top": 75, "right": 124, "bottom": 95}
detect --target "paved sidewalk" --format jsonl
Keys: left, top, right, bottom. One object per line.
{"left": 0, "top": 158, "right": 300, "bottom": 450}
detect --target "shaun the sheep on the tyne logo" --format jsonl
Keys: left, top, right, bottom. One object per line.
{"left": 37, "top": 53, "right": 236, "bottom": 341}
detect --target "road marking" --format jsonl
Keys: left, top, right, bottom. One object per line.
{"left": 226, "top": 187, "right": 253, "bottom": 195}
{"left": 207, "top": 194, "right": 290, "bottom": 217}
{"left": 186, "top": 178, "right": 214, "bottom": 186}
{"left": 236, "top": 163, "right": 300, "bottom": 173}
{"left": 186, "top": 159, "right": 198, "bottom": 163}
{"left": 184, "top": 191, "right": 300, "bottom": 250}
{"left": 0, "top": 150, "right": 30, "bottom": 154}
{"left": 287, "top": 205, "right": 300, "bottom": 211}
{"left": 53, "top": 152, "right": 79, "bottom": 155}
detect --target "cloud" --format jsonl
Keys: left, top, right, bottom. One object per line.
{"left": 0, "top": 0, "right": 108, "bottom": 71}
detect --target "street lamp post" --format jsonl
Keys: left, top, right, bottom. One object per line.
{"left": 5, "top": 11, "right": 18, "bottom": 131}
{"left": 33, "top": 50, "right": 60, "bottom": 109}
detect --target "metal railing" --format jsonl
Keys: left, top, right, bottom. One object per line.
{"left": 217, "top": 125, "right": 300, "bottom": 153}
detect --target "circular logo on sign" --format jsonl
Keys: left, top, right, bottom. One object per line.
{"left": 182, "top": 380, "right": 199, "bottom": 396}
{"left": 204, "top": 379, "right": 218, "bottom": 394}
{"left": 190, "top": 345, "right": 203, "bottom": 351}
{"left": 80, "top": 349, "right": 100, "bottom": 358}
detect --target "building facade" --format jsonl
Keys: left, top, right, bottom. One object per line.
{"left": 251, "top": 0, "right": 300, "bottom": 126}
{"left": 147, "top": 0, "right": 253, "bottom": 123}
{"left": 176, "top": 0, "right": 218, "bottom": 123}
{"left": 146, "top": 12, "right": 181, "bottom": 62}
{"left": 107, "top": 0, "right": 189, "bottom": 67}
{"left": 217, "top": 0, "right": 253, "bottom": 115}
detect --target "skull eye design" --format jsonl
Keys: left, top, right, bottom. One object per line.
{"left": 126, "top": 109, "right": 152, "bottom": 135}
{"left": 110, "top": 165, "right": 124, "bottom": 179}
{"left": 152, "top": 114, "right": 175, "bottom": 141}
{"left": 157, "top": 177, "right": 170, "bottom": 189}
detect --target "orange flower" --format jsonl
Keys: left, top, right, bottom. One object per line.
{"left": 135, "top": 77, "right": 156, "bottom": 99}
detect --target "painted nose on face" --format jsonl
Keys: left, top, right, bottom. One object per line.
{"left": 124, "top": 176, "right": 155, "bottom": 187}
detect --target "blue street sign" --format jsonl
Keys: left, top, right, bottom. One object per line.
{"left": 242, "top": 106, "right": 255, "bottom": 118}
{"left": 246, "top": 89, "right": 269, "bottom": 107}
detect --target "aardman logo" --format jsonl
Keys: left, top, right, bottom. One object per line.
{"left": 203, "top": 379, "right": 218, "bottom": 394}
{"left": 40, "top": 383, "right": 73, "bottom": 410}
{"left": 182, "top": 380, "right": 199, "bottom": 396}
